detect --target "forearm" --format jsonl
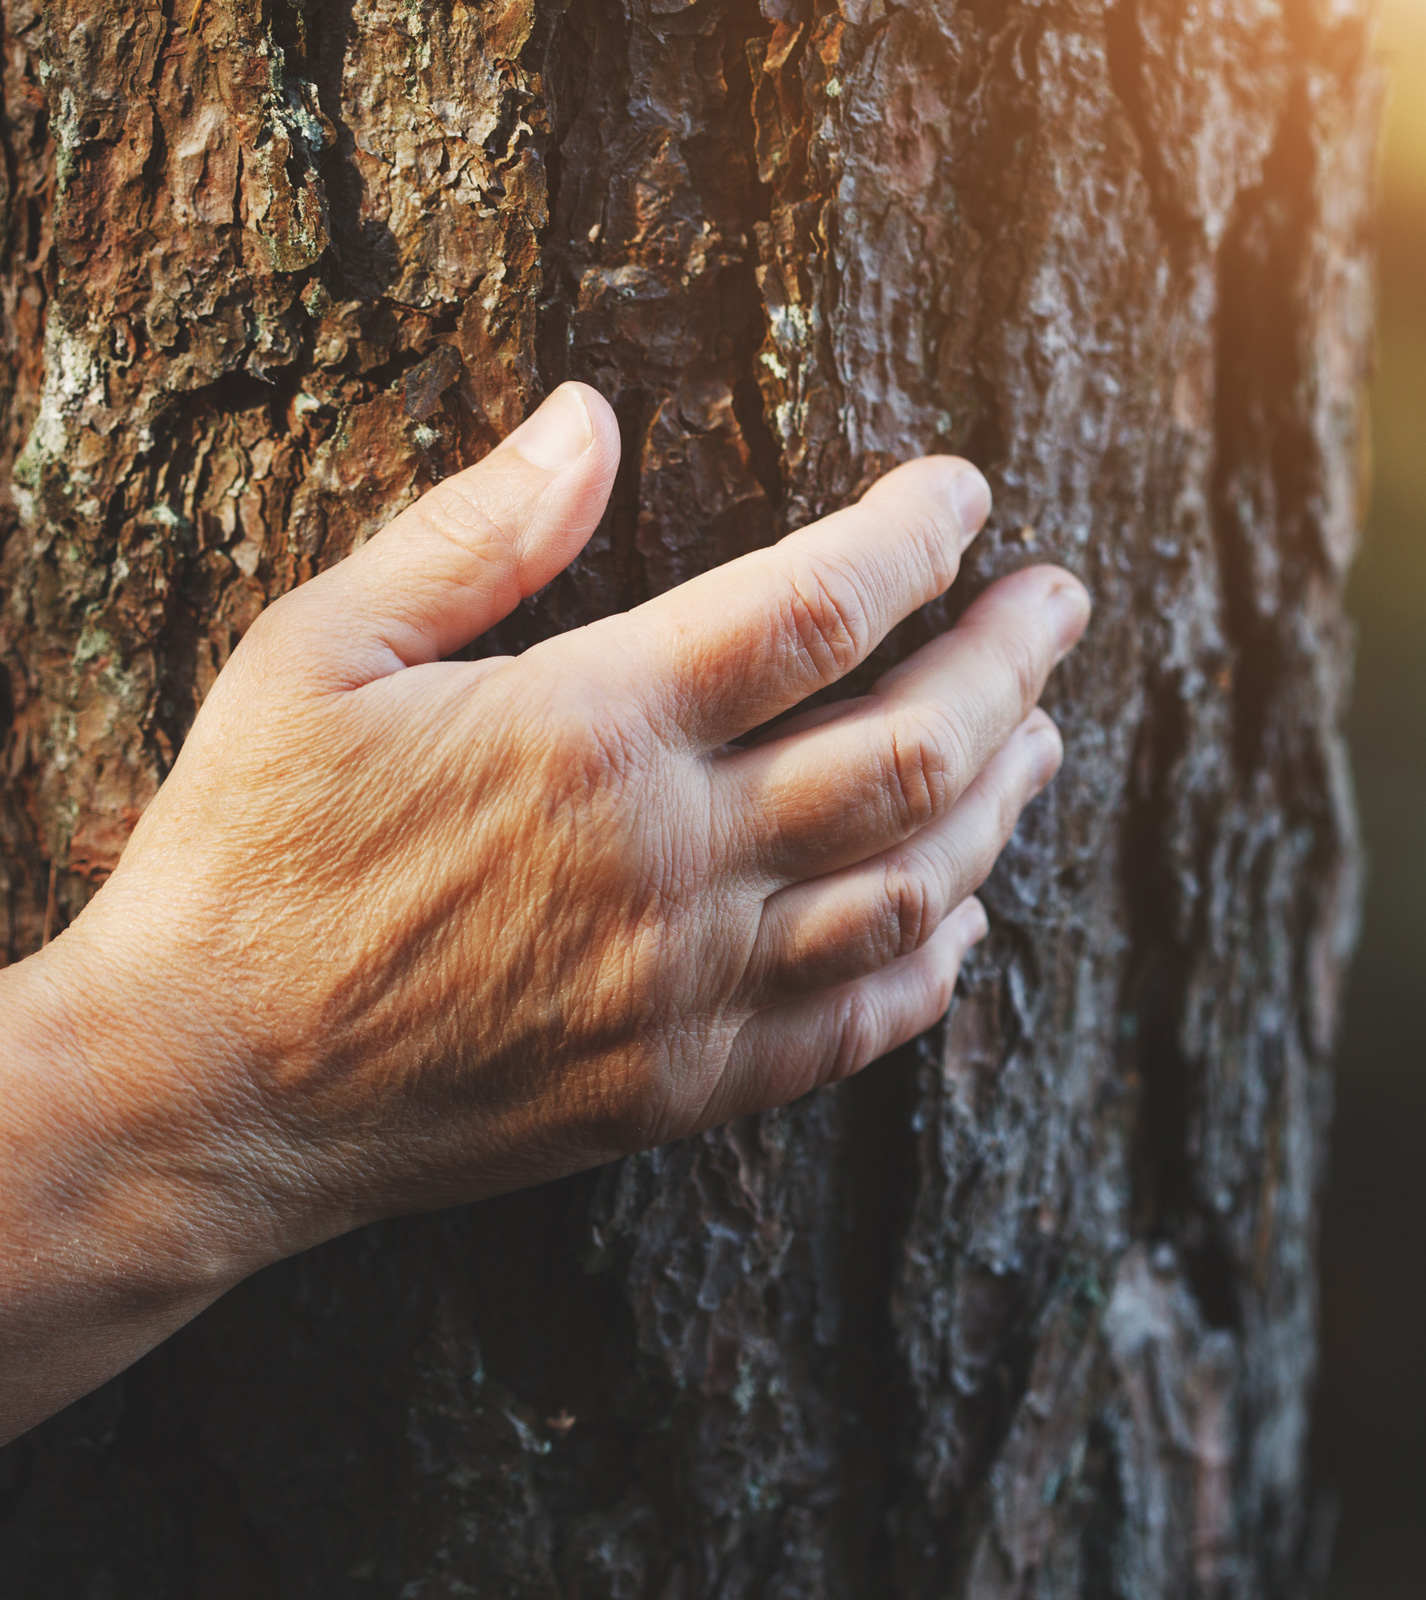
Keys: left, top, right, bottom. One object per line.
{"left": 0, "top": 936, "right": 281, "bottom": 1443}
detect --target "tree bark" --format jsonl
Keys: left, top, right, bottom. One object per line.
{"left": 0, "top": 0, "right": 1374, "bottom": 1593}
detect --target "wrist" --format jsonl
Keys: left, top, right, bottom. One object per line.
{"left": 37, "top": 908, "right": 328, "bottom": 1256}
{"left": 0, "top": 920, "right": 303, "bottom": 1437}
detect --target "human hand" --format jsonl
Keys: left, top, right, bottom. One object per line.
{"left": 4, "top": 382, "right": 1087, "bottom": 1430}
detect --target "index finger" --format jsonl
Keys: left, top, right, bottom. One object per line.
{"left": 619, "top": 456, "right": 991, "bottom": 750}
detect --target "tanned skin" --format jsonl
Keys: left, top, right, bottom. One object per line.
{"left": 0, "top": 383, "right": 1089, "bottom": 1442}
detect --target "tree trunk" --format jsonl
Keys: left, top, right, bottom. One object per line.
{"left": 0, "top": 0, "right": 1374, "bottom": 1593}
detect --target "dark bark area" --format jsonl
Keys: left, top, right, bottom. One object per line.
{"left": 0, "top": 0, "right": 1374, "bottom": 1594}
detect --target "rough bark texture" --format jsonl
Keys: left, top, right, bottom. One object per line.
{"left": 0, "top": 0, "right": 1375, "bottom": 1594}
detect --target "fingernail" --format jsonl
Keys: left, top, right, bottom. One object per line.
{"left": 507, "top": 384, "right": 593, "bottom": 470}
{"left": 1046, "top": 579, "right": 1091, "bottom": 658}
{"left": 951, "top": 466, "right": 992, "bottom": 548}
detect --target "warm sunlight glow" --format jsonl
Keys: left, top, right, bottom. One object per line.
{"left": 1381, "top": 0, "right": 1426, "bottom": 201}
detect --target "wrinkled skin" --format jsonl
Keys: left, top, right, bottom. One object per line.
{"left": 0, "top": 384, "right": 1087, "bottom": 1442}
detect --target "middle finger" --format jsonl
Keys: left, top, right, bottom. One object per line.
{"left": 716, "top": 564, "right": 1088, "bottom": 886}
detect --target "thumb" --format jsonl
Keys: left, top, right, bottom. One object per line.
{"left": 289, "top": 382, "right": 621, "bottom": 681}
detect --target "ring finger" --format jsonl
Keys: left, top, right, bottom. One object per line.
{"left": 718, "top": 565, "right": 1087, "bottom": 888}
{"left": 739, "top": 709, "right": 1063, "bottom": 1008}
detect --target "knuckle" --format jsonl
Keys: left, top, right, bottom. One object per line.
{"left": 784, "top": 555, "right": 872, "bottom": 679}
{"left": 884, "top": 708, "right": 964, "bottom": 831}
{"left": 228, "top": 594, "right": 313, "bottom": 685}
{"left": 242, "top": 588, "right": 299, "bottom": 650}
{"left": 882, "top": 865, "right": 940, "bottom": 960}
{"left": 582, "top": 1042, "right": 674, "bottom": 1155}
{"left": 417, "top": 475, "right": 520, "bottom": 565}
{"left": 522, "top": 676, "right": 650, "bottom": 796}
{"left": 830, "top": 987, "right": 881, "bottom": 1082}
{"left": 567, "top": 711, "right": 646, "bottom": 794}
{"left": 228, "top": 602, "right": 279, "bottom": 671}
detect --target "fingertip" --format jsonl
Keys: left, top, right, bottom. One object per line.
{"left": 557, "top": 382, "right": 622, "bottom": 481}
{"left": 499, "top": 382, "right": 620, "bottom": 562}
{"left": 567, "top": 382, "right": 622, "bottom": 478}
{"left": 949, "top": 894, "right": 990, "bottom": 949}
{"left": 568, "top": 380, "right": 619, "bottom": 440}
{"left": 965, "top": 562, "right": 1090, "bottom": 663}
{"left": 496, "top": 382, "right": 619, "bottom": 483}
{"left": 1021, "top": 707, "right": 1065, "bottom": 788}
{"left": 1046, "top": 572, "right": 1092, "bottom": 659}
{"left": 316, "top": 381, "right": 625, "bottom": 676}
{"left": 503, "top": 382, "right": 594, "bottom": 470}
{"left": 950, "top": 463, "right": 992, "bottom": 548}
{"left": 862, "top": 455, "right": 992, "bottom": 555}
{"left": 1009, "top": 564, "right": 1090, "bottom": 650}
{"left": 503, "top": 382, "right": 622, "bottom": 480}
